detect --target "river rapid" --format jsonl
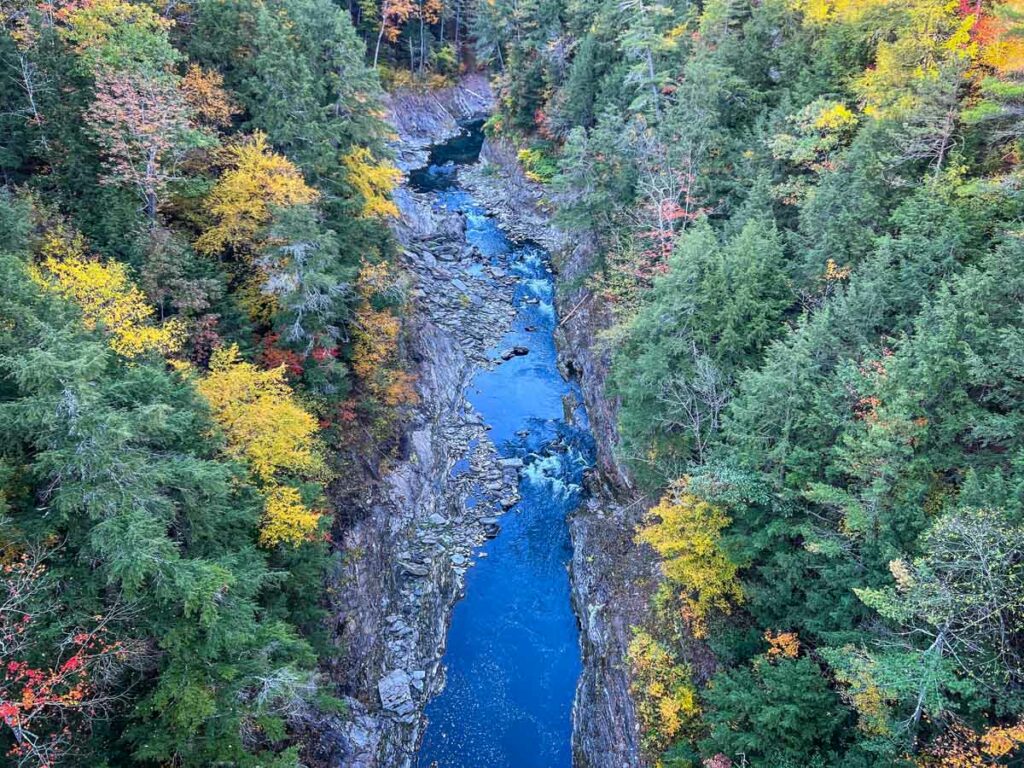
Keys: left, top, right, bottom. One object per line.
{"left": 410, "top": 124, "right": 594, "bottom": 768}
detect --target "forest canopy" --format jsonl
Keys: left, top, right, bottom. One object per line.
{"left": 0, "top": 0, "right": 411, "bottom": 764}
{"left": 6, "top": 0, "right": 1024, "bottom": 766}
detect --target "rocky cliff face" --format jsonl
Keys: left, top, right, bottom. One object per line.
{"left": 558, "top": 240, "right": 656, "bottom": 768}
{"left": 551, "top": 219, "right": 656, "bottom": 768}
{"left": 384, "top": 73, "right": 493, "bottom": 172}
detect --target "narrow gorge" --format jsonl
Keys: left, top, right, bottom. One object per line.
{"left": 319, "top": 80, "right": 648, "bottom": 768}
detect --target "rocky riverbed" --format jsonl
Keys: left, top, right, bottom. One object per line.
{"left": 313, "top": 75, "right": 653, "bottom": 768}
{"left": 463, "top": 135, "right": 656, "bottom": 768}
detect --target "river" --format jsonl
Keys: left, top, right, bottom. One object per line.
{"left": 409, "top": 123, "right": 594, "bottom": 768}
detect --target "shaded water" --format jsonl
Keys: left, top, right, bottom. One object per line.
{"left": 412, "top": 125, "right": 593, "bottom": 768}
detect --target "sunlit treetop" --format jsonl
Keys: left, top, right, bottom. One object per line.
{"left": 342, "top": 147, "right": 401, "bottom": 218}
{"left": 180, "top": 65, "right": 239, "bottom": 129}
{"left": 195, "top": 133, "right": 318, "bottom": 257}
{"left": 978, "top": 0, "right": 1024, "bottom": 73}
{"left": 31, "top": 228, "right": 184, "bottom": 357}
{"left": 56, "top": 0, "right": 180, "bottom": 74}
{"left": 195, "top": 344, "right": 326, "bottom": 483}
{"left": 259, "top": 484, "right": 321, "bottom": 547}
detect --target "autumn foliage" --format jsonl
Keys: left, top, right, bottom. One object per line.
{"left": 194, "top": 344, "right": 326, "bottom": 546}
{"left": 351, "top": 260, "right": 418, "bottom": 407}
{"left": 636, "top": 480, "right": 742, "bottom": 638}
{"left": 195, "top": 133, "right": 317, "bottom": 257}
{"left": 342, "top": 147, "right": 401, "bottom": 218}
{"left": 918, "top": 718, "right": 1024, "bottom": 767}
{"left": 179, "top": 65, "right": 237, "bottom": 128}
{"left": 1, "top": 549, "right": 135, "bottom": 768}
{"left": 84, "top": 69, "right": 192, "bottom": 218}
{"left": 32, "top": 229, "right": 184, "bottom": 357}
{"left": 627, "top": 628, "right": 700, "bottom": 755}
{"left": 196, "top": 344, "right": 324, "bottom": 482}
{"left": 56, "top": 0, "right": 178, "bottom": 74}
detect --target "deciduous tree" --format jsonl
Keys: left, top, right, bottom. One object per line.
{"left": 636, "top": 480, "right": 742, "bottom": 637}
{"left": 84, "top": 69, "right": 193, "bottom": 219}
{"left": 195, "top": 133, "right": 317, "bottom": 258}
{"left": 32, "top": 229, "right": 184, "bottom": 357}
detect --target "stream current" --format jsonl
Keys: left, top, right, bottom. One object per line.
{"left": 411, "top": 124, "right": 593, "bottom": 768}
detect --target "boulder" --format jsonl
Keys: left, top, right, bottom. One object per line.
{"left": 378, "top": 669, "right": 415, "bottom": 716}
{"left": 399, "top": 560, "right": 430, "bottom": 578}
{"left": 499, "top": 346, "right": 529, "bottom": 361}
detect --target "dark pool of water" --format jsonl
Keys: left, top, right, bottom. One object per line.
{"left": 413, "top": 125, "right": 592, "bottom": 768}
{"left": 407, "top": 119, "right": 486, "bottom": 192}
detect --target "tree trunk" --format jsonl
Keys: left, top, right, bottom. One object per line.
{"left": 420, "top": 11, "right": 426, "bottom": 74}
{"left": 144, "top": 148, "right": 159, "bottom": 220}
{"left": 643, "top": 43, "right": 660, "bottom": 119}
{"left": 454, "top": 0, "right": 461, "bottom": 63}
{"left": 374, "top": 21, "right": 387, "bottom": 68}
{"left": 18, "top": 54, "right": 49, "bottom": 152}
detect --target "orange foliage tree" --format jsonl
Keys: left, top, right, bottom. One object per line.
{"left": 351, "top": 260, "right": 418, "bottom": 408}
{"left": 373, "top": 0, "right": 417, "bottom": 67}
{"left": 179, "top": 65, "right": 237, "bottom": 129}
{"left": 84, "top": 69, "right": 193, "bottom": 219}
{"left": 919, "top": 718, "right": 1024, "bottom": 766}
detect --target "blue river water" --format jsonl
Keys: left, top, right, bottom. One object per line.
{"left": 412, "top": 126, "right": 593, "bottom": 768}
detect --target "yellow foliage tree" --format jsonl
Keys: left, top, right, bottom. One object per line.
{"left": 260, "top": 485, "right": 322, "bottom": 548}
{"left": 195, "top": 345, "right": 326, "bottom": 546}
{"left": 196, "top": 344, "right": 325, "bottom": 482}
{"left": 351, "top": 261, "right": 418, "bottom": 407}
{"left": 636, "top": 480, "right": 742, "bottom": 637}
{"left": 981, "top": 719, "right": 1024, "bottom": 758}
{"left": 180, "top": 64, "right": 238, "bottom": 128}
{"left": 195, "top": 133, "right": 317, "bottom": 257}
{"left": 342, "top": 147, "right": 401, "bottom": 218}
{"left": 56, "top": 0, "right": 177, "bottom": 73}
{"left": 814, "top": 101, "right": 857, "bottom": 131}
{"left": 627, "top": 628, "right": 700, "bottom": 756}
{"left": 848, "top": 1, "right": 977, "bottom": 119}
{"left": 32, "top": 229, "right": 184, "bottom": 357}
